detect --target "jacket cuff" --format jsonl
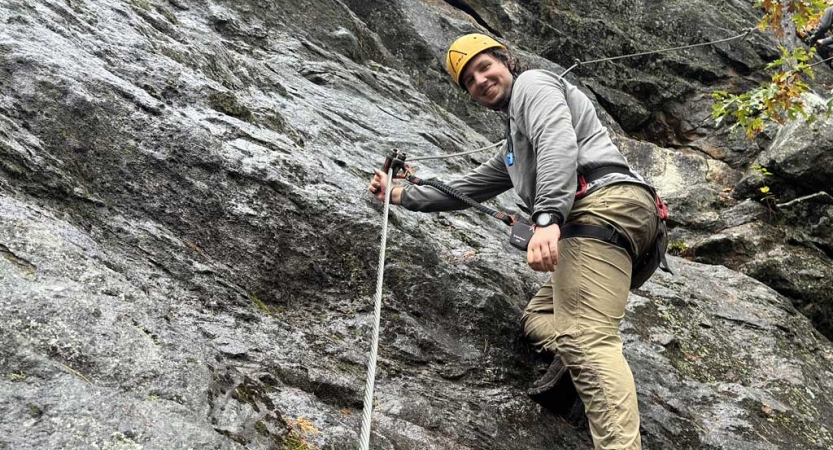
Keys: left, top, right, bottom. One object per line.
{"left": 398, "top": 185, "right": 414, "bottom": 211}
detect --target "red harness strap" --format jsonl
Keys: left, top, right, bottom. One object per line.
{"left": 575, "top": 174, "right": 588, "bottom": 198}
{"left": 655, "top": 194, "right": 669, "bottom": 220}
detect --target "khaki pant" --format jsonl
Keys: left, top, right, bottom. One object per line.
{"left": 521, "top": 183, "right": 658, "bottom": 450}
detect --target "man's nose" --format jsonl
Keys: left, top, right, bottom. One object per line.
{"left": 474, "top": 72, "right": 488, "bottom": 88}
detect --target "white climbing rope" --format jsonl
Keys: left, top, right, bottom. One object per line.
{"left": 358, "top": 166, "right": 394, "bottom": 450}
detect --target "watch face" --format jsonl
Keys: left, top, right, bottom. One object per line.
{"left": 536, "top": 212, "right": 552, "bottom": 227}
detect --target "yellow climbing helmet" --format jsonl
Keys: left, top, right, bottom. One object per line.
{"left": 446, "top": 33, "right": 506, "bottom": 87}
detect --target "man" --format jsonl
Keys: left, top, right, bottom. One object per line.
{"left": 368, "top": 34, "right": 659, "bottom": 450}
{"left": 805, "top": 3, "right": 833, "bottom": 68}
{"left": 809, "top": 4, "right": 833, "bottom": 47}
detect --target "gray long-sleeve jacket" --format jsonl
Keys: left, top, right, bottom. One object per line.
{"left": 401, "top": 69, "right": 646, "bottom": 226}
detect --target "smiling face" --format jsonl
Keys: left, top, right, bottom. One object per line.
{"left": 460, "top": 52, "right": 514, "bottom": 110}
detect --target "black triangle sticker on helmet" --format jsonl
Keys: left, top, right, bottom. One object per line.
{"left": 448, "top": 49, "right": 468, "bottom": 72}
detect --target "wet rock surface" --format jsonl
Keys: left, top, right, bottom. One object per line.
{"left": 689, "top": 192, "right": 833, "bottom": 340}
{"left": 748, "top": 98, "right": 833, "bottom": 197}
{"left": 3, "top": 196, "right": 833, "bottom": 449}
{"left": 1, "top": 0, "right": 832, "bottom": 449}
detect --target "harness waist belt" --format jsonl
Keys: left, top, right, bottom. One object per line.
{"left": 560, "top": 223, "right": 634, "bottom": 260}
{"left": 574, "top": 165, "right": 635, "bottom": 199}
{"left": 582, "top": 165, "right": 633, "bottom": 183}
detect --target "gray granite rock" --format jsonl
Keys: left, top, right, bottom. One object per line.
{"left": 1, "top": 0, "right": 833, "bottom": 449}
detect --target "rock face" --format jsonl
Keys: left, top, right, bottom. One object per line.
{"left": 1, "top": 1, "right": 833, "bottom": 450}
{"left": 615, "top": 136, "right": 741, "bottom": 232}
{"left": 689, "top": 219, "right": 833, "bottom": 338}
{"left": 3, "top": 197, "right": 833, "bottom": 449}
{"left": 733, "top": 96, "right": 833, "bottom": 203}
{"left": 690, "top": 191, "right": 833, "bottom": 338}
{"left": 699, "top": 105, "right": 833, "bottom": 339}
{"left": 752, "top": 101, "right": 833, "bottom": 197}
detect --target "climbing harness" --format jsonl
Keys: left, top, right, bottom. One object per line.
{"left": 559, "top": 28, "right": 756, "bottom": 77}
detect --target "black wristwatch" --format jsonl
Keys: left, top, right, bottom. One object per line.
{"left": 535, "top": 212, "right": 557, "bottom": 228}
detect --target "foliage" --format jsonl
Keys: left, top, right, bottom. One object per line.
{"left": 751, "top": 164, "right": 779, "bottom": 210}
{"left": 712, "top": 0, "right": 832, "bottom": 137}
{"left": 758, "top": 0, "right": 830, "bottom": 36}
{"left": 283, "top": 417, "right": 322, "bottom": 450}
{"left": 752, "top": 164, "right": 774, "bottom": 177}
{"left": 712, "top": 46, "right": 815, "bottom": 137}
{"left": 8, "top": 372, "right": 26, "bottom": 382}
{"left": 668, "top": 240, "right": 690, "bottom": 256}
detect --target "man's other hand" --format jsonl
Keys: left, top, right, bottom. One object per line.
{"left": 527, "top": 225, "right": 560, "bottom": 272}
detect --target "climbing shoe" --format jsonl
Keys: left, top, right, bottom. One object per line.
{"left": 527, "top": 357, "right": 579, "bottom": 415}
{"left": 529, "top": 357, "right": 568, "bottom": 391}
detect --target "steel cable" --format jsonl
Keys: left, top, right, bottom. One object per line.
{"left": 357, "top": 167, "right": 393, "bottom": 450}
{"left": 407, "top": 140, "right": 504, "bottom": 162}
{"left": 560, "top": 28, "right": 756, "bottom": 76}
